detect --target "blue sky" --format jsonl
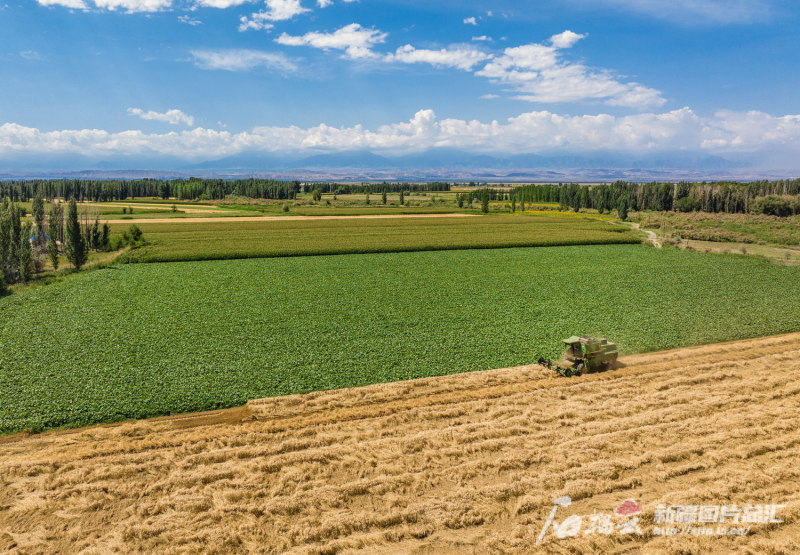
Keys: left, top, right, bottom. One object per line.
{"left": 2, "top": 0, "right": 800, "bottom": 160}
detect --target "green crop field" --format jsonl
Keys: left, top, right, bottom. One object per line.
{"left": 2, "top": 245, "right": 800, "bottom": 434}
{"left": 112, "top": 215, "right": 639, "bottom": 263}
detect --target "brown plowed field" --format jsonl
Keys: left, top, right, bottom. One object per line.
{"left": 2, "top": 334, "right": 799, "bottom": 555}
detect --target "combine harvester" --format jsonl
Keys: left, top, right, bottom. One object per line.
{"left": 539, "top": 336, "right": 618, "bottom": 377}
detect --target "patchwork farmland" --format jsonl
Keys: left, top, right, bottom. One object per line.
{"left": 3, "top": 188, "right": 800, "bottom": 555}
{"left": 1, "top": 334, "right": 798, "bottom": 554}
{"left": 3, "top": 245, "right": 800, "bottom": 435}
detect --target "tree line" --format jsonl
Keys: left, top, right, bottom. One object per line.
{"left": 302, "top": 182, "right": 452, "bottom": 194}
{"left": 0, "top": 196, "right": 147, "bottom": 294}
{"left": 512, "top": 180, "right": 800, "bottom": 215}
{"left": 0, "top": 179, "right": 457, "bottom": 202}
{"left": 0, "top": 178, "right": 301, "bottom": 203}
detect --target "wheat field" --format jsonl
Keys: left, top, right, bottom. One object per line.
{"left": 1, "top": 334, "right": 799, "bottom": 555}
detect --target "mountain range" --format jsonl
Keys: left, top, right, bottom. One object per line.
{"left": 182, "top": 149, "right": 739, "bottom": 172}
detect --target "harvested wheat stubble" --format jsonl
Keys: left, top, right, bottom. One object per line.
{"left": 1, "top": 334, "right": 800, "bottom": 555}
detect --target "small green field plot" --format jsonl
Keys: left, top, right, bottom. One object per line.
{"left": 2, "top": 245, "right": 800, "bottom": 434}
{"left": 111, "top": 215, "right": 640, "bottom": 263}
{"left": 640, "top": 211, "right": 800, "bottom": 247}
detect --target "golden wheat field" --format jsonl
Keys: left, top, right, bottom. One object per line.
{"left": 1, "top": 333, "right": 800, "bottom": 555}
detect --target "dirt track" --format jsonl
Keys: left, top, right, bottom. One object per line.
{"left": 101, "top": 213, "right": 477, "bottom": 224}
{"left": 1, "top": 334, "right": 799, "bottom": 554}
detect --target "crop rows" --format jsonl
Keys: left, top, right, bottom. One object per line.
{"left": 111, "top": 215, "right": 639, "bottom": 263}
{"left": 2, "top": 245, "right": 800, "bottom": 434}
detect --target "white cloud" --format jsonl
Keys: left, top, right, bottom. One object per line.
{"left": 34, "top": 0, "right": 88, "bottom": 8}
{"left": 178, "top": 14, "right": 201, "bottom": 24}
{"left": 577, "top": 0, "right": 771, "bottom": 24}
{"left": 480, "top": 94, "right": 499, "bottom": 99}
{"left": 386, "top": 45, "right": 492, "bottom": 71}
{"left": 549, "top": 30, "right": 586, "bottom": 48}
{"left": 92, "top": 0, "right": 172, "bottom": 10}
{"left": 317, "top": 0, "right": 331, "bottom": 5}
{"left": 472, "top": 35, "right": 493, "bottom": 42}
{"left": 238, "top": 0, "right": 310, "bottom": 31}
{"left": 275, "top": 23, "right": 387, "bottom": 59}
{"left": 20, "top": 51, "right": 44, "bottom": 60}
{"left": 463, "top": 16, "right": 477, "bottom": 25}
{"left": 37, "top": 0, "right": 172, "bottom": 12}
{"left": 5, "top": 108, "right": 800, "bottom": 158}
{"left": 275, "top": 24, "right": 490, "bottom": 69}
{"left": 193, "top": 0, "right": 251, "bottom": 7}
{"left": 128, "top": 108, "right": 195, "bottom": 126}
{"left": 190, "top": 49, "right": 297, "bottom": 72}
{"left": 476, "top": 30, "right": 665, "bottom": 110}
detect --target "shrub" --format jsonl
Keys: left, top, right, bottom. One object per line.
{"left": 752, "top": 195, "right": 791, "bottom": 217}
{"left": 675, "top": 197, "right": 700, "bottom": 213}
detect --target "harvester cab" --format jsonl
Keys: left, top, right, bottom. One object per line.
{"left": 538, "top": 336, "right": 618, "bottom": 377}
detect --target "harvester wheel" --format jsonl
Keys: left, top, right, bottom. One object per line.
{"left": 605, "top": 361, "right": 613, "bottom": 371}
{"left": 574, "top": 363, "right": 584, "bottom": 376}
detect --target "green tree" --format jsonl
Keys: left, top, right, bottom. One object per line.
{"left": 47, "top": 229, "right": 59, "bottom": 270}
{"left": 64, "top": 198, "right": 88, "bottom": 271}
{"left": 511, "top": 200, "right": 516, "bottom": 213}
{"left": 32, "top": 194, "right": 45, "bottom": 232}
{"left": 481, "top": 193, "right": 489, "bottom": 214}
{"left": 312, "top": 188, "right": 322, "bottom": 202}
{"left": 399, "top": 190, "right": 405, "bottom": 205}
{"left": 617, "top": 197, "right": 629, "bottom": 221}
{"left": 100, "top": 223, "right": 111, "bottom": 251}
{"left": 675, "top": 197, "right": 700, "bottom": 213}
{"left": 0, "top": 203, "right": 10, "bottom": 280}
{"left": 48, "top": 203, "right": 64, "bottom": 245}
{"left": 0, "top": 270, "right": 6, "bottom": 295}
{"left": 382, "top": 190, "right": 387, "bottom": 205}
{"left": 751, "top": 195, "right": 791, "bottom": 217}
{"left": 457, "top": 193, "right": 463, "bottom": 208}
{"left": 365, "top": 193, "right": 370, "bottom": 205}
{"left": 18, "top": 223, "right": 33, "bottom": 284}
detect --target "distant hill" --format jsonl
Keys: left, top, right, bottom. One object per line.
{"left": 178, "top": 149, "right": 739, "bottom": 172}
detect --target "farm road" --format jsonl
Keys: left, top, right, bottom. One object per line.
{"left": 630, "top": 222, "right": 661, "bottom": 247}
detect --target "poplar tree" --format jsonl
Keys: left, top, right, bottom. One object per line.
{"left": 399, "top": 190, "right": 405, "bottom": 205}
{"left": 617, "top": 197, "right": 629, "bottom": 221}
{"left": 64, "top": 198, "right": 88, "bottom": 271}
{"left": 18, "top": 223, "right": 33, "bottom": 284}
{"left": 0, "top": 202, "right": 10, "bottom": 280}
{"left": 51, "top": 203, "right": 65, "bottom": 243}
{"left": 382, "top": 190, "right": 387, "bottom": 204}
{"left": 47, "top": 229, "right": 59, "bottom": 270}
